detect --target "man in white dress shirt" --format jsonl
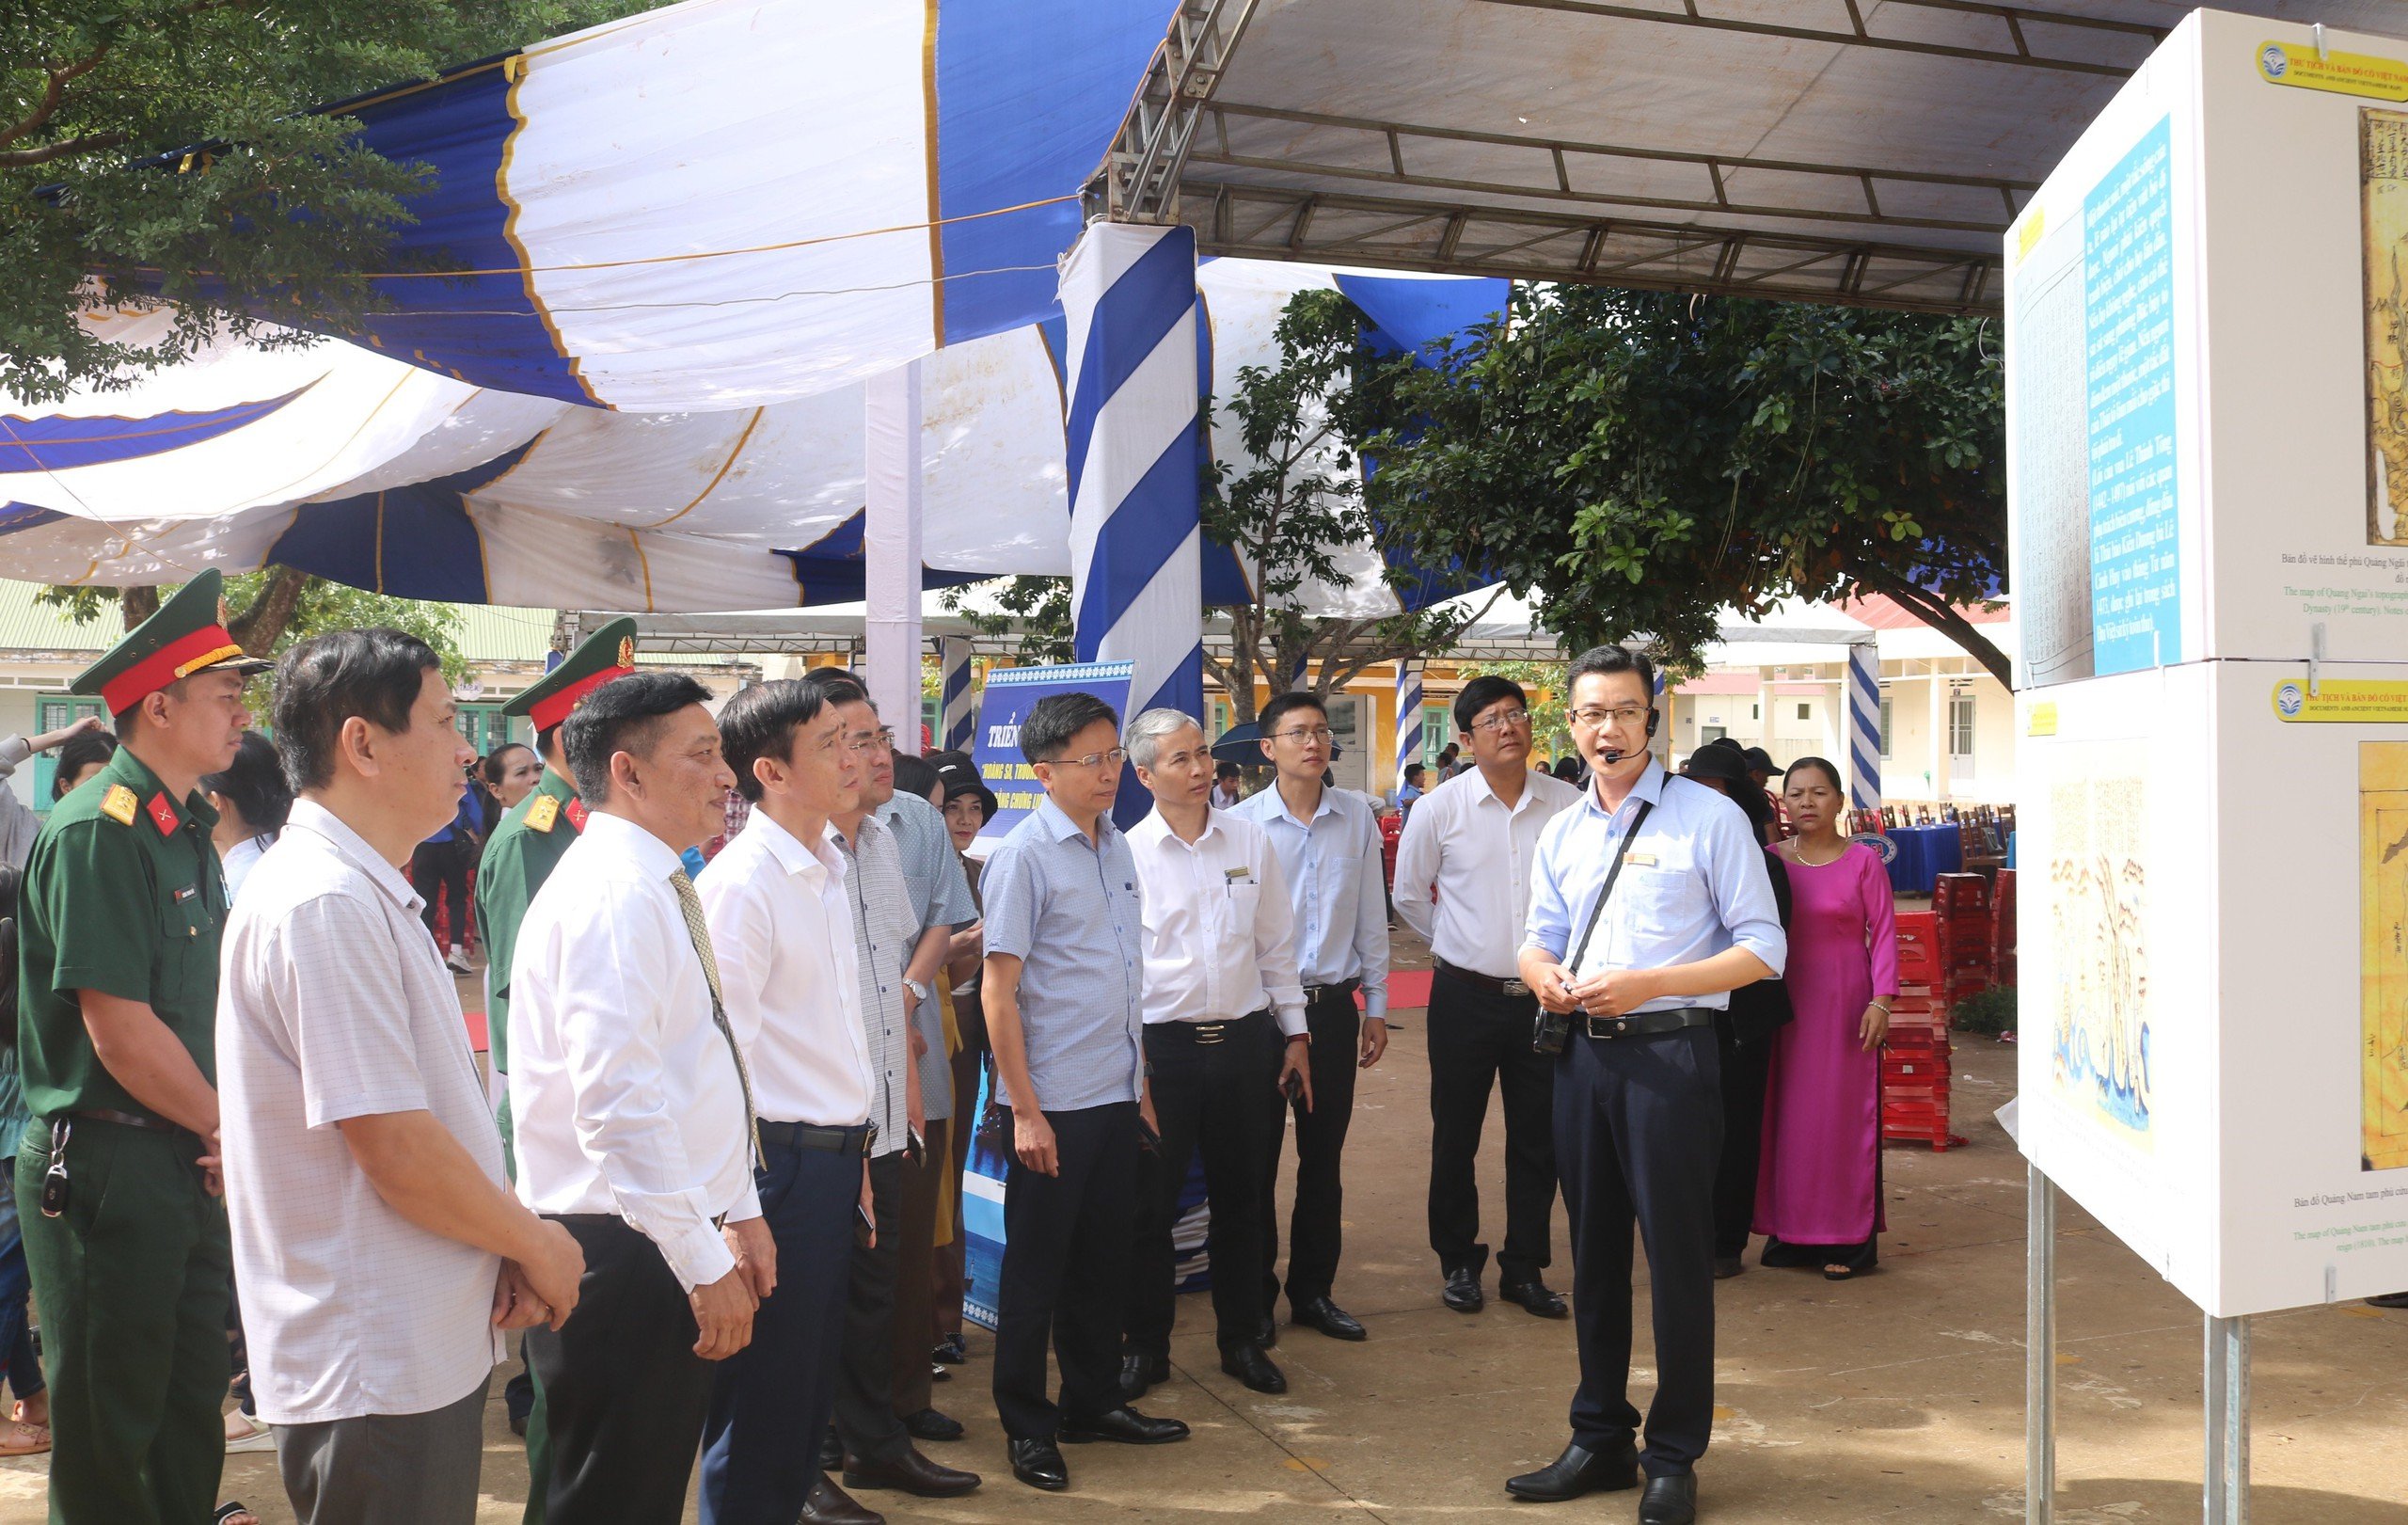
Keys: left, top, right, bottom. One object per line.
{"left": 508, "top": 672, "right": 772, "bottom": 1525}
{"left": 219, "top": 629, "right": 586, "bottom": 1525}
{"left": 696, "top": 679, "right": 883, "bottom": 1525}
{"left": 1231, "top": 691, "right": 1390, "bottom": 1345}
{"left": 1118, "top": 709, "right": 1309, "bottom": 1401}
{"left": 1391, "top": 675, "right": 1581, "bottom": 1320}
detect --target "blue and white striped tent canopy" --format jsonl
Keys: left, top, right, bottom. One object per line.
{"left": 0, "top": 0, "right": 1505, "bottom": 613}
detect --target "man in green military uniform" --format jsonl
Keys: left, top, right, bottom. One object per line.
{"left": 474, "top": 618, "right": 638, "bottom": 1449}
{"left": 15, "top": 571, "right": 267, "bottom": 1525}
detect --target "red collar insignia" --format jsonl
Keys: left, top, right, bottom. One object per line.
{"left": 145, "top": 792, "right": 180, "bottom": 836}
{"left": 564, "top": 798, "right": 588, "bottom": 832}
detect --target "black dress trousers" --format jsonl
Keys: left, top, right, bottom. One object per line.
{"left": 522, "top": 1215, "right": 717, "bottom": 1525}
{"left": 1260, "top": 984, "right": 1360, "bottom": 1311}
{"left": 1554, "top": 1024, "right": 1722, "bottom": 1477}
{"left": 1425, "top": 969, "right": 1559, "bottom": 1283}
{"left": 992, "top": 1101, "right": 1140, "bottom": 1440}
{"left": 1125, "top": 1012, "right": 1278, "bottom": 1359}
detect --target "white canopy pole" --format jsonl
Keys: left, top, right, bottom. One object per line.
{"left": 864, "top": 359, "right": 926, "bottom": 754}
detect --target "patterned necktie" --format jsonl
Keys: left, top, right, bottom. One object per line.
{"left": 669, "top": 868, "right": 762, "bottom": 1170}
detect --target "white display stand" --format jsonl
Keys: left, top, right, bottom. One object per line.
{"left": 2007, "top": 12, "right": 2408, "bottom": 1521}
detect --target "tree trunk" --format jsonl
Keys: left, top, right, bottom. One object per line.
{"left": 119, "top": 585, "right": 160, "bottom": 629}
{"left": 1853, "top": 566, "right": 2014, "bottom": 690}
{"left": 226, "top": 566, "right": 310, "bottom": 657}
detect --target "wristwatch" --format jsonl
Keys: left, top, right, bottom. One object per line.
{"left": 903, "top": 977, "right": 929, "bottom": 1003}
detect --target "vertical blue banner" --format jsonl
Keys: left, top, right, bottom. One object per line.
{"left": 2083, "top": 117, "right": 2181, "bottom": 676}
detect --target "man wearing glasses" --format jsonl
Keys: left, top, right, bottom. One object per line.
{"left": 1509, "top": 646, "right": 1782, "bottom": 1525}
{"left": 1230, "top": 691, "right": 1389, "bottom": 1345}
{"left": 1391, "top": 676, "right": 1580, "bottom": 1320}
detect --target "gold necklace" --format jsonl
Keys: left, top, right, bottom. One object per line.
{"left": 1791, "top": 836, "right": 1849, "bottom": 867}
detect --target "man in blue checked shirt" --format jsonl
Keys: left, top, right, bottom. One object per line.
{"left": 1508, "top": 645, "right": 1784, "bottom": 1525}
{"left": 978, "top": 692, "right": 1189, "bottom": 1495}
{"left": 1231, "top": 690, "right": 1390, "bottom": 1345}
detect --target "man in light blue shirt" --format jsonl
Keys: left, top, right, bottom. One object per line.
{"left": 1508, "top": 645, "right": 1783, "bottom": 1525}
{"left": 979, "top": 692, "right": 1187, "bottom": 1493}
{"left": 1232, "top": 691, "right": 1390, "bottom": 1344}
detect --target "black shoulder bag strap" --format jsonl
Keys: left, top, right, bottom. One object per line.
{"left": 1564, "top": 799, "right": 1655, "bottom": 981}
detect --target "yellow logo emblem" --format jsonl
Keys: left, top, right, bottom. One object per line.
{"left": 617, "top": 637, "right": 635, "bottom": 670}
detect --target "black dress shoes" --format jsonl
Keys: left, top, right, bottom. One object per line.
{"left": 1058, "top": 1406, "right": 1191, "bottom": 1444}
{"left": 1219, "top": 1341, "right": 1287, "bottom": 1393}
{"left": 903, "top": 1406, "right": 964, "bottom": 1442}
{"left": 1008, "top": 1437, "right": 1069, "bottom": 1491}
{"left": 800, "top": 1473, "right": 885, "bottom": 1525}
{"left": 1499, "top": 1279, "right": 1570, "bottom": 1319}
{"left": 1640, "top": 1471, "right": 1699, "bottom": 1525}
{"left": 1119, "top": 1351, "right": 1169, "bottom": 1401}
{"left": 1292, "top": 1295, "right": 1367, "bottom": 1341}
{"left": 1257, "top": 1312, "right": 1278, "bottom": 1347}
{"left": 1713, "top": 1254, "right": 1745, "bottom": 1280}
{"left": 1441, "top": 1266, "right": 1484, "bottom": 1312}
{"left": 841, "top": 1446, "right": 982, "bottom": 1498}
{"left": 1502, "top": 1440, "right": 1640, "bottom": 1501}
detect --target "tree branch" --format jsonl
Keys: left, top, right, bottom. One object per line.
{"left": 1851, "top": 565, "right": 2013, "bottom": 689}
{"left": 227, "top": 566, "right": 309, "bottom": 656}
{"left": 0, "top": 128, "right": 134, "bottom": 169}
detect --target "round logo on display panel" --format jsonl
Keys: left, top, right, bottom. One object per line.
{"left": 1853, "top": 832, "right": 1898, "bottom": 863}
{"left": 2261, "top": 44, "right": 2288, "bottom": 78}
{"left": 2274, "top": 681, "right": 2305, "bottom": 718}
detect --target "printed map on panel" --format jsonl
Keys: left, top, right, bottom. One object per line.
{"left": 2363, "top": 109, "right": 2408, "bottom": 546}
{"left": 2360, "top": 742, "right": 2408, "bottom": 1170}
{"left": 2048, "top": 749, "right": 2152, "bottom": 1149}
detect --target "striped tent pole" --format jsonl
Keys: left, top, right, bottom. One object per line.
{"left": 1063, "top": 221, "right": 1204, "bottom": 754}
{"left": 1846, "top": 637, "right": 1883, "bottom": 810}
{"left": 1394, "top": 659, "right": 1424, "bottom": 786}
{"left": 938, "top": 637, "right": 976, "bottom": 753}
{"left": 1289, "top": 653, "right": 1309, "bottom": 692}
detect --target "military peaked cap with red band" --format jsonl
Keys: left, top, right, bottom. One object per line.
{"left": 503, "top": 617, "right": 641, "bottom": 731}
{"left": 71, "top": 569, "right": 271, "bottom": 714}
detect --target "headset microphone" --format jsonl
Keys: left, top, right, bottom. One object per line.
{"left": 1600, "top": 748, "right": 1625, "bottom": 764}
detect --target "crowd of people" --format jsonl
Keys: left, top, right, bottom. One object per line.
{"left": 0, "top": 573, "right": 1911, "bottom": 1525}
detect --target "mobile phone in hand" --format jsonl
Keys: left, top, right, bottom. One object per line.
{"left": 1281, "top": 1070, "right": 1305, "bottom": 1104}
{"left": 854, "top": 1202, "right": 876, "bottom": 1243}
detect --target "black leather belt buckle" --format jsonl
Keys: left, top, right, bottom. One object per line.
{"left": 1585, "top": 1014, "right": 1636, "bottom": 1040}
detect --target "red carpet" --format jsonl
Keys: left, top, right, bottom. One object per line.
{"left": 1381, "top": 969, "right": 1433, "bottom": 1012}
{"left": 463, "top": 1008, "right": 487, "bottom": 1054}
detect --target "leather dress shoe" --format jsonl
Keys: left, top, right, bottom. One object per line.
{"left": 800, "top": 1472, "right": 885, "bottom": 1525}
{"left": 1713, "top": 1254, "right": 1745, "bottom": 1280}
{"left": 1219, "top": 1341, "right": 1287, "bottom": 1393}
{"left": 1502, "top": 1440, "right": 1640, "bottom": 1502}
{"left": 1640, "top": 1471, "right": 1699, "bottom": 1525}
{"left": 841, "top": 1446, "right": 981, "bottom": 1498}
{"left": 1058, "top": 1406, "right": 1190, "bottom": 1444}
{"left": 1499, "top": 1279, "right": 1570, "bottom": 1319}
{"left": 903, "top": 1406, "right": 964, "bottom": 1442}
{"left": 1441, "top": 1266, "right": 1485, "bottom": 1312}
{"left": 1008, "top": 1436, "right": 1069, "bottom": 1491}
{"left": 1257, "top": 1312, "right": 1278, "bottom": 1348}
{"left": 820, "top": 1428, "right": 845, "bottom": 1469}
{"left": 1293, "top": 1295, "right": 1367, "bottom": 1341}
{"left": 1119, "top": 1351, "right": 1169, "bottom": 1402}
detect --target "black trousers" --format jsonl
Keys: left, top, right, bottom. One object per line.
{"left": 1555, "top": 1025, "right": 1722, "bottom": 1477}
{"left": 699, "top": 1135, "right": 861, "bottom": 1525}
{"left": 1125, "top": 1014, "right": 1278, "bottom": 1358}
{"left": 992, "top": 1102, "right": 1138, "bottom": 1440}
{"left": 522, "top": 1215, "right": 715, "bottom": 1525}
{"left": 1712, "top": 1020, "right": 1776, "bottom": 1259}
{"left": 832, "top": 1151, "right": 908, "bottom": 1464}
{"left": 1426, "top": 969, "right": 1558, "bottom": 1281}
{"left": 410, "top": 838, "right": 474, "bottom": 945}
{"left": 1261, "top": 987, "right": 1359, "bottom": 1311}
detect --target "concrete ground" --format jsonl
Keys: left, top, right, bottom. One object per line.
{"left": 4, "top": 934, "right": 2405, "bottom": 1523}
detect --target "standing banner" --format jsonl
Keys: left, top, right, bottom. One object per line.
{"left": 959, "top": 659, "right": 1134, "bottom": 1326}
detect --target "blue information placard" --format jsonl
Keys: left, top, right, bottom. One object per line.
{"left": 967, "top": 660, "right": 1135, "bottom": 849}
{"left": 2083, "top": 117, "right": 2182, "bottom": 676}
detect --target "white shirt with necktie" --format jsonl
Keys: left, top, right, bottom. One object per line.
{"left": 696, "top": 808, "right": 875, "bottom": 1127}
{"left": 1391, "top": 765, "right": 1582, "bottom": 980}
{"left": 1127, "top": 809, "right": 1307, "bottom": 1037}
{"left": 508, "top": 810, "right": 760, "bottom": 1292}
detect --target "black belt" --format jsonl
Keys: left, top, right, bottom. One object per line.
{"left": 1433, "top": 958, "right": 1530, "bottom": 999}
{"left": 1582, "top": 1008, "right": 1715, "bottom": 1041}
{"left": 68, "top": 1108, "right": 194, "bottom": 1142}
{"left": 1149, "top": 1009, "right": 1273, "bottom": 1046}
{"left": 757, "top": 1120, "right": 875, "bottom": 1155}
{"left": 1303, "top": 978, "right": 1360, "bottom": 1004}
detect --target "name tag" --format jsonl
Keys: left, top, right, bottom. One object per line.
{"left": 1223, "top": 867, "right": 1253, "bottom": 884}
{"left": 1624, "top": 852, "right": 1659, "bottom": 868}
{"left": 172, "top": 885, "right": 198, "bottom": 903}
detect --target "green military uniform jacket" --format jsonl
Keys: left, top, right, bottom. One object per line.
{"left": 17, "top": 746, "right": 225, "bottom": 1120}
{"left": 474, "top": 766, "right": 580, "bottom": 1079}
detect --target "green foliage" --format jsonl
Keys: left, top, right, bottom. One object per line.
{"left": 938, "top": 577, "right": 1075, "bottom": 667}
{"left": 1453, "top": 659, "right": 1568, "bottom": 755}
{"left": 1364, "top": 287, "right": 2011, "bottom": 686}
{"left": 1201, "top": 288, "right": 1495, "bottom": 724}
{"left": 36, "top": 572, "right": 467, "bottom": 682}
{"left": 2, "top": 0, "right": 660, "bottom": 403}
{"left": 1950, "top": 984, "right": 2018, "bottom": 1036}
